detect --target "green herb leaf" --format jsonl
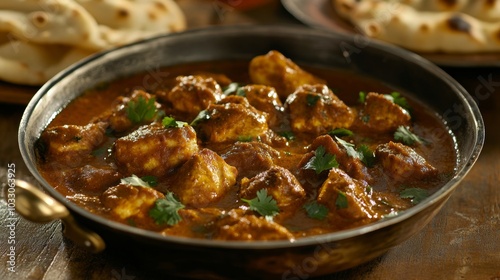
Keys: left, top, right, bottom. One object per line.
{"left": 306, "top": 94, "right": 321, "bottom": 107}
{"left": 361, "top": 114, "right": 370, "bottom": 123}
{"left": 126, "top": 96, "right": 157, "bottom": 124}
{"left": 121, "top": 174, "right": 151, "bottom": 188}
{"left": 335, "top": 137, "right": 360, "bottom": 159}
{"left": 149, "top": 192, "right": 185, "bottom": 226}
{"left": 400, "top": 188, "right": 429, "bottom": 205}
{"left": 358, "top": 91, "right": 367, "bottom": 103}
{"left": 335, "top": 191, "right": 348, "bottom": 209}
{"left": 394, "top": 126, "right": 423, "bottom": 145}
{"left": 237, "top": 135, "right": 254, "bottom": 142}
{"left": 222, "top": 82, "right": 246, "bottom": 96}
{"left": 304, "top": 146, "right": 339, "bottom": 174}
{"left": 327, "top": 128, "right": 354, "bottom": 137}
{"left": 357, "top": 144, "right": 376, "bottom": 167}
{"left": 141, "top": 175, "right": 158, "bottom": 187}
{"left": 241, "top": 189, "right": 280, "bottom": 217}
{"left": 304, "top": 201, "right": 329, "bottom": 220}
{"left": 385, "top": 92, "right": 411, "bottom": 112}
{"left": 162, "top": 116, "right": 187, "bottom": 128}
{"left": 279, "top": 131, "right": 296, "bottom": 141}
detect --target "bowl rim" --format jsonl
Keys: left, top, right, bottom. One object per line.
{"left": 19, "top": 24, "right": 485, "bottom": 250}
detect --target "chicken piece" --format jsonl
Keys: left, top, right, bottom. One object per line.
{"left": 213, "top": 209, "right": 294, "bottom": 241}
{"left": 317, "top": 168, "right": 378, "bottom": 224}
{"left": 239, "top": 84, "right": 285, "bottom": 129}
{"left": 95, "top": 90, "right": 162, "bottom": 133}
{"left": 358, "top": 92, "right": 411, "bottom": 133}
{"left": 193, "top": 97, "right": 268, "bottom": 143}
{"left": 221, "top": 141, "right": 280, "bottom": 181}
{"left": 38, "top": 122, "right": 107, "bottom": 167}
{"left": 240, "top": 166, "right": 306, "bottom": 213}
{"left": 156, "top": 75, "right": 223, "bottom": 121}
{"left": 285, "top": 84, "right": 355, "bottom": 135}
{"left": 375, "top": 141, "right": 438, "bottom": 183}
{"left": 62, "top": 165, "right": 121, "bottom": 194}
{"left": 169, "top": 149, "right": 238, "bottom": 208}
{"left": 101, "top": 183, "right": 164, "bottom": 220}
{"left": 249, "top": 50, "right": 325, "bottom": 99}
{"left": 307, "top": 135, "right": 372, "bottom": 182}
{"left": 114, "top": 122, "right": 199, "bottom": 177}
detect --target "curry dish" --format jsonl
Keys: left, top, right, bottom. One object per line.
{"left": 36, "top": 51, "right": 457, "bottom": 241}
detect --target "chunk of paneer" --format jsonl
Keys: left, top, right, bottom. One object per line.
{"left": 169, "top": 149, "right": 237, "bottom": 208}
{"left": 193, "top": 98, "right": 268, "bottom": 143}
{"left": 38, "top": 122, "right": 107, "bottom": 167}
{"left": 213, "top": 209, "right": 294, "bottom": 241}
{"left": 249, "top": 50, "right": 325, "bottom": 100}
{"left": 375, "top": 141, "right": 437, "bottom": 183}
{"left": 240, "top": 166, "right": 306, "bottom": 213}
{"left": 286, "top": 84, "right": 355, "bottom": 135}
{"left": 317, "top": 168, "right": 378, "bottom": 223}
{"left": 114, "top": 122, "right": 199, "bottom": 177}
{"left": 358, "top": 92, "right": 411, "bottom": 133}
{"left": 62, "top": 165, "right": 121, "bottom": 194}
{"left": 156, "top": 75, "right": 223, "bottom": 121}
{"left": 239, "top": 84, "right": 285, "bottom": 129}
{"left": 221, "top": 141, "right": 281, "bottom": 181}
{"left": 95, "top": 90, "right": 161, "bottom": 133}
{"left": 101, "top": 183, "right": 164, "bottom": 220}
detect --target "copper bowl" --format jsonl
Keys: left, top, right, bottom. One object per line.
{"left": 17, "top": 25, "right": 484, "bottom": 279}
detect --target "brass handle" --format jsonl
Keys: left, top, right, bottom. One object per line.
{"left": 12, "top": 180, "right": 106, "bottom": 253}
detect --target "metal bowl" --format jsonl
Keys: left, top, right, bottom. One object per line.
{"left": 18, "top": 25, "right": 484, "bottom": 279}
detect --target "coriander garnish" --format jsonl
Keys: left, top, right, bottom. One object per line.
{"left": 241, "top": 189, "right": 280, "bottom": 218}
{"left": 149, "top": 192, "right": 185, "bottom": 226}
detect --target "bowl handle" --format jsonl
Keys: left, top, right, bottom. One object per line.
{"left": 12, "top": 180, "right": 106, "bottom": 253}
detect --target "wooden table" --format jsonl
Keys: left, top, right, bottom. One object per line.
{"left": 1, "top": 1, "right": 499, "bottom": 279}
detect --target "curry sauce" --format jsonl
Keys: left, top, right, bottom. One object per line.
{"left": 36, "top": 51, "right": 457, "bottom": 241}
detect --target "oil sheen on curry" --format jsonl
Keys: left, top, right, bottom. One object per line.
{"left": 36, "top": 51, "right": 457, "bottom": 241}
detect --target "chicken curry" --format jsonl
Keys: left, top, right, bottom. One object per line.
{"left": 36, "top": 51, "right": 457, "bottom": 241}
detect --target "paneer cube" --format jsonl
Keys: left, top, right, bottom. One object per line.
{"left": 286, "top": 84, "right": 355, "bottom": 135}
{"left": 249, "top": 50, "right": 325, "bottom": 99}
{"left": 169, "top": 149, "right": 238, "bottom": 208}
{"left": 114, "top": 122, "right": 198, "bottom": 177}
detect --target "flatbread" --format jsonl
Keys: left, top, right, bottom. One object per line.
{"left": 333, "top": 0, "right": 500, "bottom": 53}
{"left": 0, "top": 0, "right": 186, "bottom": 85}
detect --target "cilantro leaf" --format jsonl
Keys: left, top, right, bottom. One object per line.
{"left": 304, "top": 146, "right": 339, "bottom": 174}
{"left": 335, "top": 191, "right": 348, "bottom": 209}
{"left": 241, "top": 189, "right": 280, "bottom": 217}
{"left": 304, "top": 201, "right": 328, "bottom": 220}
{"left": 279, "top": 131, "right": 295, "bottom": 141}
{"left": 121, "top": 174, "right": 151, "bottom": 188}
{"left": 222, "top": 82, "right": 246, "bottom": 96}
{"left": 327, "top": 128, "right": 353, "bottom": 137}
{"left": 126, "top": 96, "right": 157, "bottom": 124}
{"left": 140, "top": 175, "right": 158, "bottom": 187}
{"left": 384, "top": 92, "right": 411, "bottom": 112}
{"left": 306, "top": 94, "right": 321, "bottom": 106}
{"left": 358, "top": 91, "right": 367, "bottom": 103}
{"left": 400, "top": 188, "right": 429, "bottom": 205}
{"left": 335, "top": 137, "right": 360, "bottom": 159}
{"left": 394, "top": 126, "right": 423, "bottom": 146}
{"left": 357, "top": 144, "right": 376, "bottom": 167}
{"left": 162, "top": 116, "right": 187, "bottom": 128}
{"left": 149, "top": 192, "right": 185, "bottom": 226}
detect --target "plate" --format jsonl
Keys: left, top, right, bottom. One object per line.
{"left": 281, "top": 0, "right": 500, "bottom": 67}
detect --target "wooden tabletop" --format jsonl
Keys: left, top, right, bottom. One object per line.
{"left": 1, "top": 1, "right": 499, "bottom": 279}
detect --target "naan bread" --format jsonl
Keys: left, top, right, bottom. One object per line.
{"left": 333, "top": 0, "right": 500, "bottom": 53}
{"left": 0, "top": 0, "right": 186, "bottom": 85}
